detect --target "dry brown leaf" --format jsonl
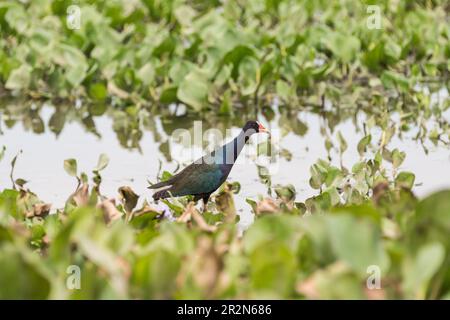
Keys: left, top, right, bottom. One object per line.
{"left": 256, "top": 197, "right": 279, "bottom": 215}
{"left": 177, "top": 202, "right": 195, "bottom": 223}
{"left": 26, "top": 203, "right": 52, "bottom": 218}
{"left": 10, "top": 220, "right": 30, "bottom": 237}
{"left": 99, "top": 198, "right": 122, "bottom": 225}
{"left": 73, "top": 183, "right": 89, "bottom": 207}
{"left": 192, "top": 210, "right": 217, "bottom": 232}
{"left": 177, "top": 202, "right": 217, "bottom": 232}
{"left": 133, "top": 202, "right": 161, "bottom": 217}
{"left": 128, "top": 201, "right": 161, "bottom": 223}
{"left": 193, "top": 237, "right": 221, "bottom": 297}
{"left": 215, "top": 187, "right": 236, "bottom": 222}
{"left": 118, "top": 186, "right": 139, "bottom": 214}
{"left": 372, "top": 181, "right": 389, "bottom": 204}
{"left": 296, "top": 276, "right": 320, "bottom": 299}
{"left": 176, "top": 236, "right": 223, "bottom": 298}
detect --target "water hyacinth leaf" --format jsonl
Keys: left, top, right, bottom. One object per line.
{"left": 357, "top": 135, "right": 372, "bottom": 156}
{"left": 337, "top": 131, "right": 348, "bottom": 154}
{"left": 249, "top": 241, "right": 297, "bottom": 297}
{"left": 169, "top": 60, "right": 193, "bottom": 85}
{"left": 15, "top": 178, "right": 27, "bottom": 188}
{"left": 132, "top": 249, "right": 180, "bottom": 299}
{"left": 238, "top": 56, "right": 259, "bottom": 96}
{"left": 326, "top": 214, "right": 389, "bottom": 275}
{"left": 95, "top": 153, "right": 110, "bottom": 171}
{"left": 228, "top": 181, "right": 241, "bottom": 194}
{"left": 279, "top": 148, "right": 293, "bottom": 161}
{"left": 380, "top": 126, "right": 396, "bottom": 148}
{"left": 415, "top": 190, "right": 450, "bottom": 232}
{"left": 52, "top": 44, "right": 89, "bottom": 87}
{"left": 118, "top": 186, "right": 139, "bottom": 214}
{"left": 0, "top": 146, "right": 5, "bottom": 162}
{"left": 381, "top": 70, "right": 410, "bottom": 92}
{"left": 159, "top": 86, "right": 178, "bottom": 104}
{"left": 297, "top": 263, "right": 365, "bottom": 299}
{"left": 246, "top": 198, "right": 257, "bottom": 214}
{"left": 89, "top": 83, "right": 108, "bottom": 101}
{"left": 0, "top": 244, "right": 51, "bottom": 299}
{"left": 177, "top": 69, "right": 209, "bottom": 111}
{"left": 276, "top": 80, "right": 291, "bottom": 101}
{"left": 395, "top": 171, "right": 415, "bottom": 189}
{"left": 403, "top": 242, "right": 445, "bottom": 298}
{"left": 219, "top": 89, "right": 233, "bottom": 115}
{"left": 174, "top": 5, "right": 197, "bottom": 26}
{"left": 244, "top": 215, "right": 302, "bottom": 253}
{"left": 392, "top": 149, "right": 406, "bottom": 168}
{"left": 4, "top": 5, "right": 28, "bottom": 33}
{"left": 48, "top": 109, "right": 66, "bottom": 135}
{"left": 274, "top": 184, "right": 296, "bottom": 202}
{"left": 324, "top": 32, "right": 360, "bottom": 63}
{"left": 159, "top": 171, "right": 173, "bottom": 182}
{"left": 5, "top": 64, "right": 31, "bottom": 90}
{"left": 137, "top": 63, "right": 155, "bottom": 86}
{"left": 63, "top": 159, "right": 77, "bottom": 177}
{"left": 221, "top": 45, "right": 256, "bottom": 79}
{"left": 99, "top": 198, "right": 122, "bottom": 225}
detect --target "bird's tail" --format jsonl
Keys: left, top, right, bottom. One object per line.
{"left": 152, "top": 188, "right": 171, "bottom": 201}
{"left": 148, "top": 179, "right": 172, "bottom": 189}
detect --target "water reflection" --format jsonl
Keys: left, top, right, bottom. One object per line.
{"left": 0, "top": 87, "right": 449, "bottom": 228}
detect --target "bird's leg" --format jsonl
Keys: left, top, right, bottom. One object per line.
{"left": 202, "top": 194, "right": 210, "bottom": 213}
{"left": 192, "top": 194, "right": 202, "bottom": 211}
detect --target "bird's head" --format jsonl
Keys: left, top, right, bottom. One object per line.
{"left": 243, "top": 120, "right": 269, "bottom": 135}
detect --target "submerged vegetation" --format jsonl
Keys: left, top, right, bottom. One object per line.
{"left": 1, "top": 0, "right": 450, "bottom": 299}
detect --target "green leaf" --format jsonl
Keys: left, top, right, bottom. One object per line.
{"left": 177, "top": 69, "right": 209, "bottom": 111}
{"left": 238, "top": 56, "right": 259, "bottom": 96}
{"left": 392, "top": 149, "right": 406, "bottom": 168}
{"left": 324, "top": 32, "right": 360, "bottom": 63}
{"left": 395, "top": 171, "right": 415, "bottom": 189}
{"left": 0, "top": 244, "right": 50, "bottom": 299}
{"left": 5, "top": 5, "right": 28, "bottom": 33}
{"left": 337, "top": 131, "right": 348, "bottom": 154}
{"left": 381, "top": 70, "right": 410, "bottom": 92}
{"left": 89, "top": 83, "right": 108, "bottom": 101}
{"left": 137, "top": 63, "right": 155, "bottom": 86}
{"left": 53, "top": 44, "right": 88, "bottom": 87}
{"left": 326, "top": 214, "right": 389, "bottom": 275}
{"left": 403, "top": 242, "right": 445, "bottom": 298}
{"left": 95, "top": 153, "right": 109, "bottom": 171}
{"left": 357, "top": 135, "right": 372, "bottom": 156}
{"left": 0, "top": 146, "right": 5, "bottom": 162}
{"left": 276, "top": 80, "right": 291, "bottom": 101}
{"left": 159, "top": 85, "right": 178, "bottom": 104}
{"left": 244, "top": 215, "right": 301, "bottom": 253}
{"left": 415, "top": 190, "right": 450, "bottom": 232}
{"left": 274, "top": 184, "right": 296, "bottom": 202}
{"left": 5, "top": 64, "right": 31, "bottom": 90}
{"left": 64, "top": 159, "right": 78, "bottom": 177}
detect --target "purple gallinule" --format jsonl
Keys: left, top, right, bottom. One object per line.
{"left": 149, "top": 120, "right": 269, "bottom": 210}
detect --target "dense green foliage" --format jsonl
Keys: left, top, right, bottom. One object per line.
{"left": 1, "top": 0, "right": 449, "bottom": 109}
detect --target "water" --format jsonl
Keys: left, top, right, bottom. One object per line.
{"left": 1, "top": 93, "right": 449, "bottom": 229}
